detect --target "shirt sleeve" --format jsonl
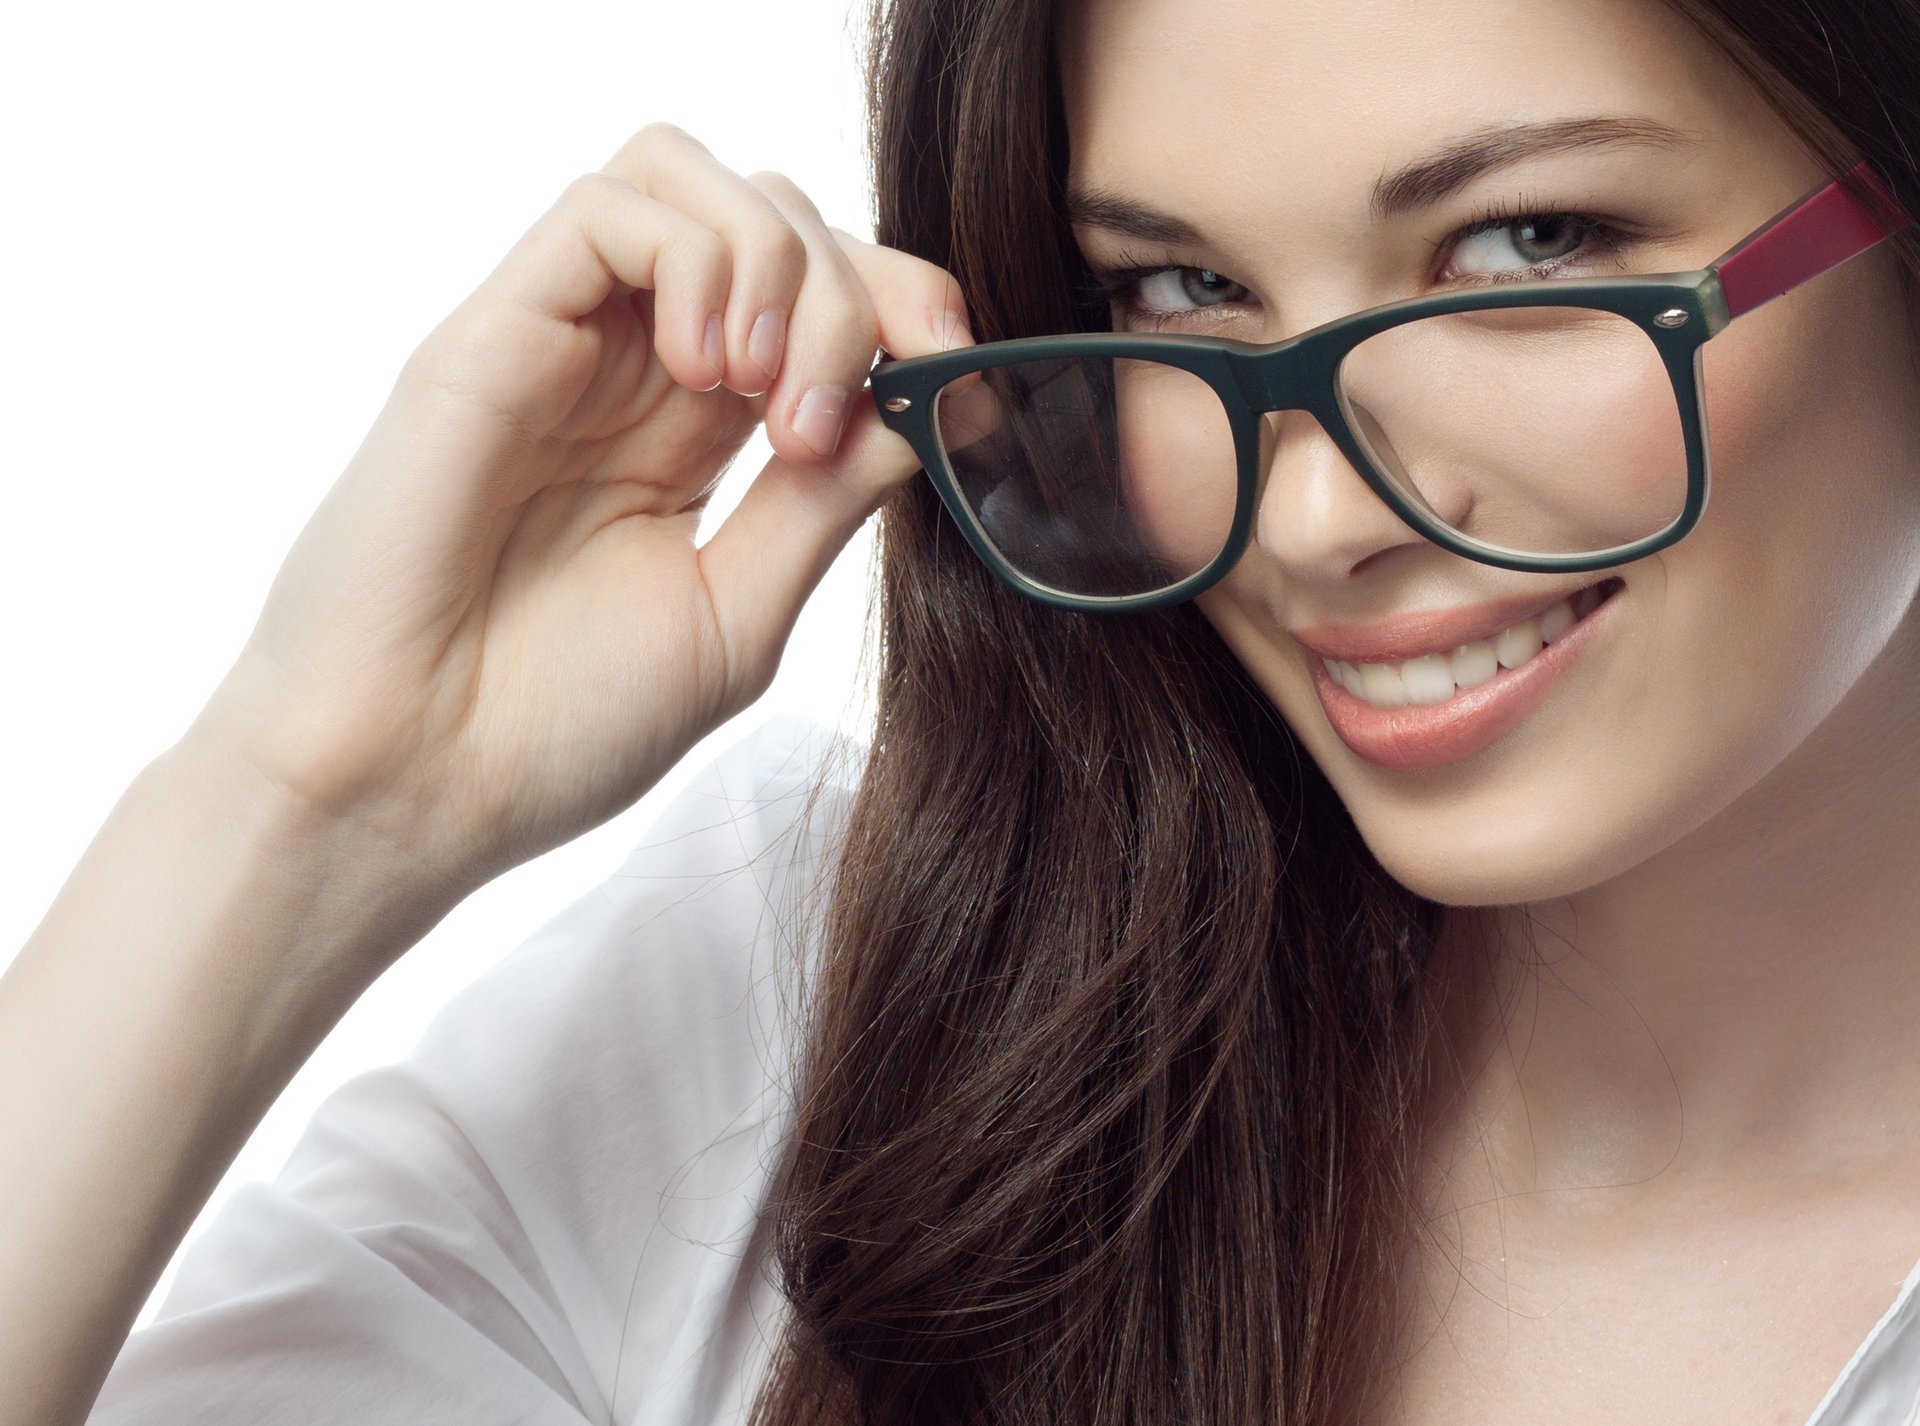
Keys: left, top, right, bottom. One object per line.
{"left": 87, "top": 713, "right": 858, "bottom": 1426}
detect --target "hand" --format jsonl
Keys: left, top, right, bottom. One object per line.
{"left": 184, "top": 122, "right": 974, "bottom": 899}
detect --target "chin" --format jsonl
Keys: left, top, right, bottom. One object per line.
{"left": 1349, "top": 806, "right": 1648, "bottom": 910}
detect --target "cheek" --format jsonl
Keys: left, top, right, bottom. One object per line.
{"left": 1675, "top": 255, "right": 1920, "bottom": 747}
{"left": 1114, "top": 362, "right": 1241, "bottom": 579}
{"left": 1335, "top": 312, "right": 1694, "bottom": 555}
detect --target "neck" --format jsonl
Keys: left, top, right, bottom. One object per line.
{"left": 1422, "top": 623, "right": 1920, "bottom": 1206}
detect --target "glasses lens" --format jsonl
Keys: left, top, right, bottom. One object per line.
{"left": 930, "top": 355, "right": 1237, "bottom": 598}
{"left": 1335, "top": 304, "right": 1689, "bottom": 559}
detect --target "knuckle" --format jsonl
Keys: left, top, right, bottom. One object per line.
{"left": 659, "top": 221, "right": 729, "bottom": 283}
{"left": 559, "top": 169, "right": 628, "bottom": 212}
{"left": 401, "top": 311, "right": 544, "bottom": 442}
{"left": 748, "top": 169, "right": 822, "bottom": 220}
{"left": 645, "top": 218, "right": 725, "bottom": 285}
{"left": 815, "top": 294, "right": 879, "bottom": 363}
{"left": 757, "top": 216, "right": 808, "bottom": 275}
{"left": 744, "top": 167, "right": 792, "bottom": 195}
{"left": 632, "top": 119, "right": 705, "bottom": 156}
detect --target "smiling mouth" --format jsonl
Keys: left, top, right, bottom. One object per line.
{"left": 1318, "top": 577, "right": 1624, "bottom": 710}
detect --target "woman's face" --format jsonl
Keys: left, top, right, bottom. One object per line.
{"left": 1058, "top": 0, "right": 1920, "bottom": 907}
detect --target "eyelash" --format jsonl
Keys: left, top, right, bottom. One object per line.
{"left": 1080, "top": 197, "right": 1632, "bottom": 330}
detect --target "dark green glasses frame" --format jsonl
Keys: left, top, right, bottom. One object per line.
{"left": 866, "top": 160, "right": 1910, "bottom": 613}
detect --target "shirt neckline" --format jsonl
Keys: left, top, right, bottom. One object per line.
{"left": 1801, "top": 1249, "right": 1920, "bottom": 1426}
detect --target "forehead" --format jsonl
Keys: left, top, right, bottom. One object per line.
{"left": 1056, "top": 0, "right": 1755, "bottom": 239}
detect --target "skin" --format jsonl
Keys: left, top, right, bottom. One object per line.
{"left": 2, "top": 124, "right": 971, "bottom": 1424}
{"left": 12, "top": 4, "right": 1918, "bottom": 1421}
{"left": 1057, "top": 0, "right": 1920, "bottom": 1419}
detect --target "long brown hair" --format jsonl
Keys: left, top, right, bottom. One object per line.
{"left": 748, "top": 3, "right": 1920, "bottom": 1421}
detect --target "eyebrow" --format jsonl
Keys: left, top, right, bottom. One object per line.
{"left": 1065, "top": 114, "right": 1698, "bottom": 245}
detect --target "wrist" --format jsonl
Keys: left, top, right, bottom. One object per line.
{"left": 141, "top": 732, "right": 466, "bottom": 1001}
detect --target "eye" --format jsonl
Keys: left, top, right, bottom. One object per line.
{"left": 1079, "top": 259, "right": 1256, "bottom": 330}
{"left": 1453, "top": 213, "right": 1584, "bottom": 270}
{"left": 1133, "top": 267, "right": 1251, "bottom": 313}
{"left": 1439, "top": 203, "right": 1630, "bottom": 284}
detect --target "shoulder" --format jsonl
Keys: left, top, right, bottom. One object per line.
{"left": 387, "top": 711, "right": 868, "bottom": 1197}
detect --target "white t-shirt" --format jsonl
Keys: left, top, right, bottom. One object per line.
{"left": 90, "top": 713, "right": 1920, "bottom": 1425}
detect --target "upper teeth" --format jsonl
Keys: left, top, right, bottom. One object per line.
{"left": 1322, "top": 583, "right": 1608, "bottom": 709}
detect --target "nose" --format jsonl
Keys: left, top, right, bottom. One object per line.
{"left": 1246, "top": 403, "right": 1436, "bottom": 582}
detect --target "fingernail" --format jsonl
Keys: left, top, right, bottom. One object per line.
{"left": 932, "top": 308, "right": 973, "bottom": 349}
{"left": 793, "top": 384, "right": 849, "bottom": 457}
{"left": 748, "top": 307, "right": 787, "bottom": 384}
{"left": 702, "top": 313, "right": 726, "bottom": 380}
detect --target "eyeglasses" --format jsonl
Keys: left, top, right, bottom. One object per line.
{"left": 868, "top": 161, "right": 1911, "bottom": 612}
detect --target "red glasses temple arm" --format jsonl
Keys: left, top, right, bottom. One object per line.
{"left": 1711, "top": 160, "right": 1912, "bottom": 320}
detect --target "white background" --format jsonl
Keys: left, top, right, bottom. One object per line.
{"left": 1, "top": 0, "right": 877, "bottom": 1331}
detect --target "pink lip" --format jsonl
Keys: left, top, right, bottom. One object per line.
{"left": 1290, "top": 577, "right": 1620, "bottom": 664}
{"left": 1309, "top": 579, "right": 1624, "bottom": 771}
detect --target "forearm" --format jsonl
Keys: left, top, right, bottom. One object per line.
{"left": 0, "top": 738, "right": 461, "bottom": 1426}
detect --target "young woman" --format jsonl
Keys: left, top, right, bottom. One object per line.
{"left": 9, "top": 0, "right": 1919, "bottom": 1422}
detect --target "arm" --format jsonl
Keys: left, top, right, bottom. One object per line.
{"left": 0, "top": 734, "right": 462, "bottom": 1426}
{"left": 83, "top": 714, "right": 855, "bottom": 1426}
{"left": 1, "top": 119, "right": 964, "bottom": 1426}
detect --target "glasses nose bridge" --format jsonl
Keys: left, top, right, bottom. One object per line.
{"left": 1228, "top": 335, "right": 1323, "bottom": 418}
